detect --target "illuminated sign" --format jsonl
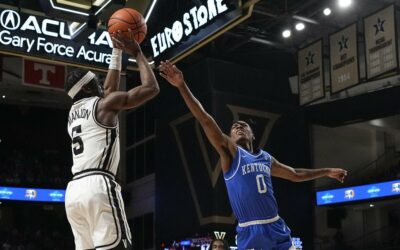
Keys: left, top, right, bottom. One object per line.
{"left": 344, "top": 189, "right": 355, "bottom": 199}
{"left": 392, "top": 183, "right": 400, "bottom": 193}
{"left": 292, "top": 237, "right": 303, "bottom": 249}
{"left": 0, "top": 186, "right": 65, "bottom": 203}
{"left": 0, "top": 8, "right": 127, "bottom": 71}
{"left": 0, "top": 188, "right": 13, "bottom": 199}
{"left": 145, "top": 0, "right": 255, "bottom": 64}
{"left": 316, "top": 179, "right": 400, "bottom": 206}
{"left": 150, "top": 0, "right": 228, "bottom": 57}
{"left": 25, "top": 189, "right": 37, "bottom": 200}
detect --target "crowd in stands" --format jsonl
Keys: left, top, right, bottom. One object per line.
{"left": 0, "top": 201, "right": 74, "bottom": 250}
{"left": 384, "top": 160, "right": 400, "bottom": 180}
{"left": 0, "top": 105, "right": 74, "bottom": 249}
{"left": 0, "top": 105, "right": 72, "bottom": 189}
{"left": 0, "top": 149, "right": 71, "bottom": 188}
{"left": 367, "top": 158, "right": 400, "bottom": 184}
{"left": 0, "top": 227, "right": 74, "bottom": 250}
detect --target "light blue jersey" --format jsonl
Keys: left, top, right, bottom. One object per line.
{"left": 223, "top": 146, "right": 279, "bottom": 223}
{"left": 223, "top": 146, "right": 294, "bottom": 250}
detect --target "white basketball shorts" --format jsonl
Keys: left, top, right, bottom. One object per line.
{"left": 65, "top": 170, "right": 132, "bottom": 250}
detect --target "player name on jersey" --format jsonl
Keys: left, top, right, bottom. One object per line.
{"left": 68, "top": 108, "right": 92, "bottom": 126}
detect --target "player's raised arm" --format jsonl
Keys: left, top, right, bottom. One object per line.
{"left": 99, "top": 31, "right": 160, "bottom": 112}
{"left": 102, "top": 32, "right": 125, "bottom": 96}
{"left": 271, "top": 156, "right": 347, "bottom": 183}
{"left": 159, "top": 61, "right": 236, "bottom": 172}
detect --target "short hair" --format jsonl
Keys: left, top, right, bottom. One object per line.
{"left": 231, "top": 119, "right": 256, "bottom": 133}
{"left": 210, "top": 239, "right": 230, "bottom": 250}
{"left": 65, "top": 69, "right": 99, "bottom": 102}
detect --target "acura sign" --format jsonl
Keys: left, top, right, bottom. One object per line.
{"left": 0, "top": 8, "right": 124, "bottom": 71}
{"left": 1, "top": 10, "right": 21, "bottom": 30}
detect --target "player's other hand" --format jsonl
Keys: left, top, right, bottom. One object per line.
{"left": 111, "top": 29, "right": 141, "bottom": 57}
{"left": 327, "top": 168, "right": 347, "bottom": 183}
{"left": 159, "top": 61, "right": 185, "bottom": 88}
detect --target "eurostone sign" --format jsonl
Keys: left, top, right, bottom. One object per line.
{"left": 0, "top": 8, "right": 118, "bottom": 71}
{"left": 147, "top": 0, "right": 256, "bottom": 63}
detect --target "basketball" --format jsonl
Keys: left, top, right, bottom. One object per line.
{"left": 108, "top": 8, "right": 147, "bottom": 44}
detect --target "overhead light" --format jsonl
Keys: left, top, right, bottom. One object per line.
{"left": 295, "top": 23, "right": 305, "bottom": 31}
{"left": 2, "top": 95, "right": 5, "bottom": 99}
{"left": 92, "top": 0, "right": 108, "bottom": 6}
{"left": 370, "top": 119, "right": 383, "bottom": 127}
{"left": 338, "top": 0, "right": 352, "bottom": 8}
{"left": 250, "top": 37, "right": 280, "bottom": 47}
{"left": 369, "top": 204, "right": 374, "bottom": 208}
{"left": 94, "top": 0, "right": 112, "bottom": 15}
{"left": 282, "top": 29, "right": 291, "bottom": 38}
{"left": 323, "top": 8, "right": 332, "bottom": 16}
{"left": 128, "top": 58, "right": 155, "bottom": 65}
{"left": 145, "top": 0, "right": 158, "bottom": 22}
{"left": 293, "top": 15, "right": 319, "bottom": 25}
{"left": 49, "top": 0, "right": 89, "bottom": 16}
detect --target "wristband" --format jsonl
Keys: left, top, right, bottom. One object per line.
{"left": 109, "top": 48, "right": 122, "bottom": 71}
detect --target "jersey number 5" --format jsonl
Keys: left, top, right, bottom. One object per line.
{"left": 72, "top": 125, "right": 84, "bottom": 155}
{"left": 256, "top": 174, "right": 267, "bottom": 194}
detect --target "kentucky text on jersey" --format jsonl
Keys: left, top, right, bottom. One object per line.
{"left": 224, "top": 147, "right": 279, "bottom": 223}
{"left": 242, "top": 163, "right": 271, "bottom": 176}
{"left": 68, "top": 109, "right": 91, "bottom": 126}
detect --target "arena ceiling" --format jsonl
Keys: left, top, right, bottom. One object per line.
{"left": 1, "top": 0, "right": 400, "bottom": 88}
{"left": 1, "top": 0, "right": 398, "bottom": 107}
{"left": 191, "top": 0, "right": 400, "bottom": 65}
{"left": 3, "top": 0, "right": 399, "bottom": 66}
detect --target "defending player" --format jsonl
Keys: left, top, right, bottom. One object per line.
{"left": 159, "top": 61, "right": 347, "bottom": 250}
{"left": 64, "top": 31, "right": 159, "bottom": 250}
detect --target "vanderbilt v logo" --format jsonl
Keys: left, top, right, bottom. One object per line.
{"left": 214, "top": 231, "right": 226, "bottom": 239}
{"left": 170, "top": 105, "right": 280, "bottom": 225}
{"left": 122, "top": 239, "right": 127, "bottom": 248}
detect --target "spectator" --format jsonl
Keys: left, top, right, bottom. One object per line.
{"left": 209, "top": 239, "right": 230, "bottom": 250}
{"left": 0, "top": 149, "right": 71, "bottom": 188}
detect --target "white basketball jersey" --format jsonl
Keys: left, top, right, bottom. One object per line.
{"left": 67, "top": 97, "right": 120, "bottom": 175}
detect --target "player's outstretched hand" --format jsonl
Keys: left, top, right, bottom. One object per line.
{"left": 159, "top": 61, "right": 184, "bottom": 87}
{"left": 327, "top": 168, "right": 347, "bottom": 183}
{"left": 111, "top": 29, "right": 141, "bottom": 57}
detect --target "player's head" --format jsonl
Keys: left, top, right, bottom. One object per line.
{"left": 65, "top": 69, "right": 104, "bottom": 101}
{"left": 230, "top": 120, "right": 255, "bottom": 149}
{"left": 210, "top": 239, "right": 229, "bottom": 250}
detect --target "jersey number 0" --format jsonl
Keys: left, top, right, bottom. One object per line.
{"left": 256, "top": 174, "right": 267, "bottom": 194}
